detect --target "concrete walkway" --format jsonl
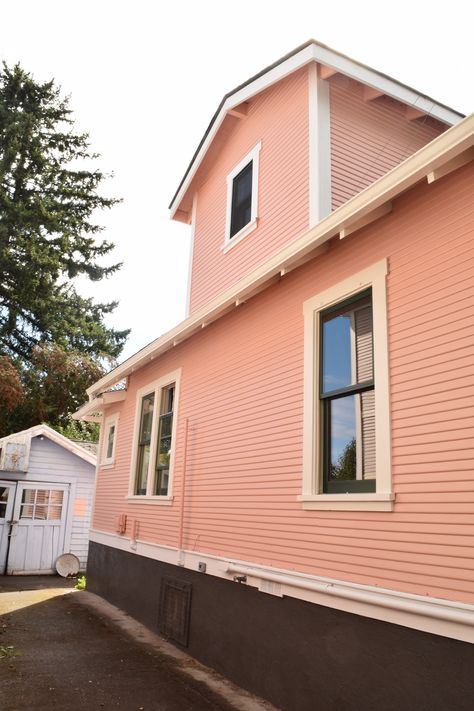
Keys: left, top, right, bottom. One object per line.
{"left": 0, "top": 576, "right": 276, "bottom": 711}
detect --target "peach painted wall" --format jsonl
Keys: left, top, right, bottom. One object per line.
{"left": 95, "top": 161, "right": 474, "bottom": 605}
{"left": 187, "top": 66, "right": 310, "bottom": 314}
{"left": 330, "top": 74, "right": 447, "bottom": 209}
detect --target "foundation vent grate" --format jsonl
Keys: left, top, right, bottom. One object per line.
{"left": 158, "top": 577, "right": 192, "bottom": 646}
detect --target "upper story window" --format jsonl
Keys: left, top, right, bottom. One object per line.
{"left": 223, "top": 142, "right": 261, "bottom": 252}
{"left": 129, "top": 370, "right": 181, "bottom": 502}
{"left": 300, "top": 260, "right": 393, "bottom": 511}
{"left": 101, "top": 413, "right": 118, "bottom": 466}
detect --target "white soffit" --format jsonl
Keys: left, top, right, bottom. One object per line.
{"left": 169, "top": 40, "right": 463, "bottom": 218}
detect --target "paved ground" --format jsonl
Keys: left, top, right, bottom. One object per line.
{"left": 0, "top": 576, "right": 275, "bottom": 711}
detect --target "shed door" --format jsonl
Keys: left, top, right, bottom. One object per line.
{"left": 0, "top": 482, "right": 16, "bottom": 573}
{"left": 7, "top": 483, "right": 69, "bottom": 575}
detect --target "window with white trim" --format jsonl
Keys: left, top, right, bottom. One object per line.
{"left": 130, "top": 371, "right": 180, "bottom": 499}
{"left": 101, "top": 413, "right": 118, "bottom": 466}
{"left": 300, "top": 260, "right": 393, "bottom": 511}
{"left": 224, "top": 142, "right": 261, "bottom": 249}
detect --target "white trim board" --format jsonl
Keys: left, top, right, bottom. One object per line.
{"left": 80, "top": 113, "right": 474, "bottom": 402}
{"left": 90, "top": 528, "right": 474, "bottom": 644}
{"left": 169, "top": 40, "right": 462, "bottom": 218}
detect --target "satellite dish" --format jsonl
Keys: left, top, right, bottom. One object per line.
{"left": 56, "top": 553, "right": 80, "bottom": 577}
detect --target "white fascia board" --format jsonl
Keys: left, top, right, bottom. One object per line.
{"left": 309, "top": 44, "right": 461, "bottom": 126}
{"left": 170, "top": 42, "right": 462, "bottom": 218}
{"left": 169, "top": 44, "right": 315, "bottom": 219}
{"left": 84, "top": 113, "right": 474, "bottom": 401}
{"left": 72, "top": 397, "right": 105, "bottom": 421}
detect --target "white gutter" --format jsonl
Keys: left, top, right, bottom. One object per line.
{"left": 226, "top": 563, "right": 474, "bottom": 629}
{"left": 81, "top": 113, "right": 474, "bottom": 405}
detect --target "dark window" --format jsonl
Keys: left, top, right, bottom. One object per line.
{"left": 230, "top": 161, "right": 253, "bottom": 237}
{"left": 320, "top": 290, "right": 375, "bottom": 493}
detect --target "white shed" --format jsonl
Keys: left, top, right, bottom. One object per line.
{"left": 0, "top": 424, "right": 96, "bottom": 575}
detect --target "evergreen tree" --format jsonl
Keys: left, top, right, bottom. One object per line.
{"left": 0, "top": 62, "right": 129, "bottom": 435}
{"left": 0, "top": 62, "right": 128, "bottom": 360}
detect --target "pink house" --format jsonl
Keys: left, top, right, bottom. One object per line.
{"left": 75, "top": 41, "right": 474, "bottom": 711}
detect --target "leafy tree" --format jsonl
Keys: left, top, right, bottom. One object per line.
{"left": 0, "top": 62, "right": 129, "bottom": 361}
{"left": 0, "top": 343, "right": 105, "bottom": 436}
{"left": 0, "top": 62, "right": 129, "bottom": 436}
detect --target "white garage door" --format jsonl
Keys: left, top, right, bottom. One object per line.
{"left": 6, "top": 482, "right": 70, "bottom": 575}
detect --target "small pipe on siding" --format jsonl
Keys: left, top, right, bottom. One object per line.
{"left": 177, "top": 418, "right": 190, "bottom": 565}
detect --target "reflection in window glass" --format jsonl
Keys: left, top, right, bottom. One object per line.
{"left": 106, "top": 424, "right": 115, "bottom": 460}
{"left": 155, "top": 384, "right": 175, "bottom": 496}
{"left": 230, "top": 162, "right": 253, "bottom": 237}
{"left": 135, "top": 393, "right": 155, "bottom": 495}
{"left": 328, "top": 395, "right": 357, "bottom": 482}
{"left": 19, "top": 489, "right": 64, "bottom": 520}
{"left": 322, "top": 312, "right": 352, "bottom": 393}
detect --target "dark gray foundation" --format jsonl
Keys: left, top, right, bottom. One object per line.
{"left": 88, "top": 541, "right": 474, "bottom": 711}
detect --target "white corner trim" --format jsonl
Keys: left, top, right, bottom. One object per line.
{"left": 128, "top": 369, "right": 182, "bottom": 499}
{"left": 308, "top": 63, "right": 331, "bottom": 226}
{"left": 302, "top": 259, "right": 391, "bottom": 504}
{"left": 185, "top": 193, "right": 198, "bottom": 317}
{"left": 89, "top": 529, "right": 474, "bottom": 644}
{"left": 224, "top": 142, "right": 261, "bottom": 248}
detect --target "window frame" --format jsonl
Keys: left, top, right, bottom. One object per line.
{"left": 127, "top": 369, "right": 181, "bottom": 504}
{"left": 101, "top": 413, "right": 119, "bottom": 467}
{"left": 299, "top": 259, "right": 394, "bottom": 511}
{"left": 223, "top": 142, "right": 261, "bottom": 252}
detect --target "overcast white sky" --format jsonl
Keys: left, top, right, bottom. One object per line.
{"left": 1, "top": 1, "right": 473, "bottom": 362}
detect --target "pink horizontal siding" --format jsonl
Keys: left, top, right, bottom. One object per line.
{"left": 330, "top": 75, "right": 447, "bottom": 209}
{"left": 94, "top": 161, "right": 474, "bottom": 605}
{"left": 188, "top": 66, "right": 310, "bottom": 313}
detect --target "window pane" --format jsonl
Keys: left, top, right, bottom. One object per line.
{"left": 135, "top": 444, "right": 150, "bottom": 495}
{"left": 139, "top": 394, "right": 155, "bottom": 444}
{"left": 230, "top": 161, "right": 253, "bottom": 237}
{"left": 0, "top": 486, "right": 9, "bottom": 503}
{"left": 0, "top": 504, "right": 6, "bottom": 519}
{"left": 322, "top": 313, "right": 352, "bottom": 393}
{"left": 328, "top": 395, "right": 357, "bottom": 482}
{"left": 20, "top": 504, "right": 34, "bottom": 519}
{"left": 47, "top": 505, "right": 63, "bottom": 520}
{"left": 321, "top": 295, "right": 373, "bottom": 394}
{"left": 106, "top": 424, "right": 115, "bottom": 459}
{"left": 154, "top": 386, "right": 175, "bottom": 496}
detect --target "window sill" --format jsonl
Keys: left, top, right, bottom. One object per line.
{"left": 298, "top": 493, "right": 395, "bottom": 511}
{"left": 125, "top": 495, "right": 174, "bottom": 506}
{"left": 221, "top": 218, "right": 258, "bottom": 253}
{"left": 99, "top": 461, "right": 115, "bottom": 469}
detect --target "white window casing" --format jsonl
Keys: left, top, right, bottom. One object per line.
{"left": 127, "top": 369, "right": 181, "bottom": 503}
{"left": 100, "top": 413, "right": 119, "bottom": 467}
{"left": 299, "top": 259, "right": 393, "bottom": 511}
{"left": 222, "top": 142, "right": 262, "bottom": 252}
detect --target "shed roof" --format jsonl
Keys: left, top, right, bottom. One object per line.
{"left": 0, "top": 424, "right": 97, "bottom": 466}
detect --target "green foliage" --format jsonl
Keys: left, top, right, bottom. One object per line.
{"left": 0, "top": 645, "right": 21, "bottom": 658}
{"left": 0, "top": 61, "right": 129, "bottom": 360}
{"left": 75, "top": 575, "right": 86, "bottom": 590}
{"left": 0, "top": 62, "right": 130, "bottom": 436}
{"left": 52, "top": 417, "right": 99, "bottom": 443}
{"left": 0, "top": 343, "right": 106, "bottom": 436}
{"left": 330, "top": 438, "right": 356, "bottom": 480}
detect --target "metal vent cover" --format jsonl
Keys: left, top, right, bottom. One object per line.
{"left": 158, "top": 577, "right": 192, "bottom": 646}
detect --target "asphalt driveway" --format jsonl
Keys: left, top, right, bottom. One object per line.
{"left": 0, "top": 576, "right": 274, "bottom": 711}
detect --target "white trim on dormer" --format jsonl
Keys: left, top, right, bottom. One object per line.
{"left": 308, "top": 63, "right": 331, "bottom": 226}
{"left": 185, "top": 193, "right": 198, "bottom": 316}
{"left": 169, "top": 40, "right": 462, "bottom": 219}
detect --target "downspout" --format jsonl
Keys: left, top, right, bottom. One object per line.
{"left": 177, "top": 417, "right": 189, "bottom": 566}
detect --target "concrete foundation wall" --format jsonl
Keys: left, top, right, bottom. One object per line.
{"left": 88, "top": 541, "right": 474, "bottom": 711}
